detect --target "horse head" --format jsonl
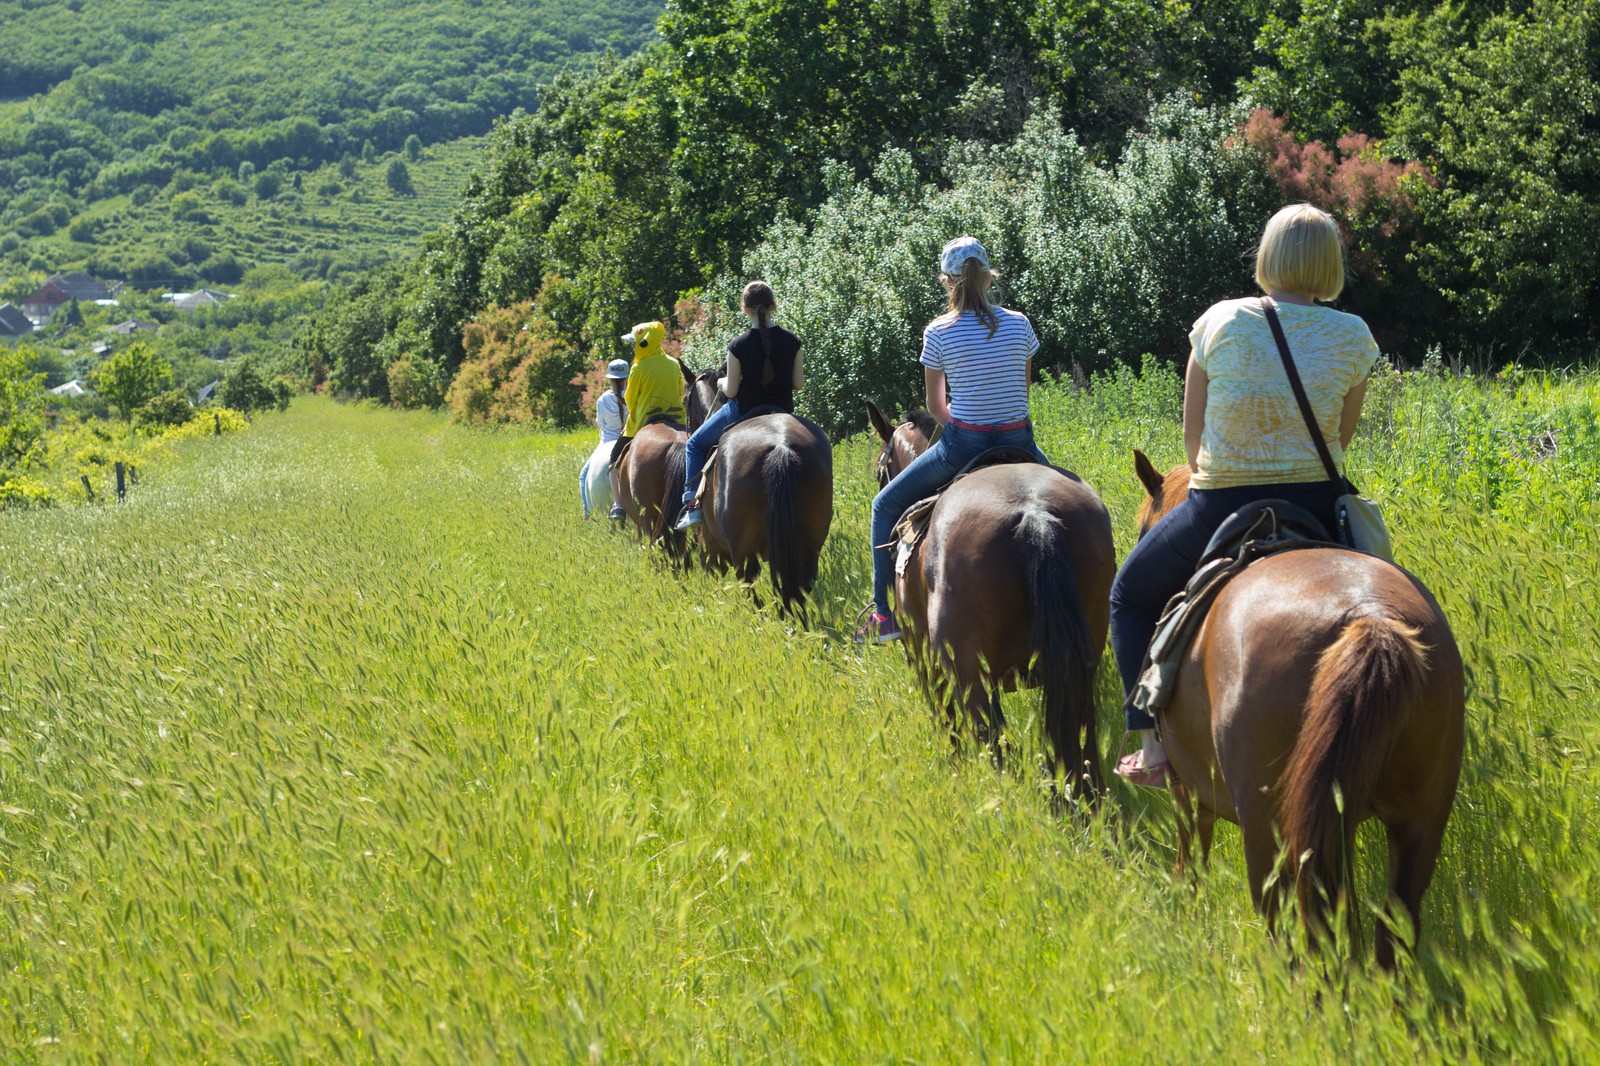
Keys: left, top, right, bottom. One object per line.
{"left": 683, "top": 361, "right": 725, "bottom": 430}
{"left": 1132, "top": 448, "right": 1192, "bottom": 538}
{"left": 867, "top": 400, "right": 937, "bottom": 488}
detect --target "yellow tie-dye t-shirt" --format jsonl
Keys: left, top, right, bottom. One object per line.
{"left": 1189, "top": 298, "right": 1379, "bottom": 490}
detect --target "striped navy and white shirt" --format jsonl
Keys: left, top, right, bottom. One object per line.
{"left": 919, "top": 307, "right": 1040, "bottom": 424}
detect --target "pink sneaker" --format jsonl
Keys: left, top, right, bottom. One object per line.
{"left": 852, "top": 606, "right": 902, "bottom": 645}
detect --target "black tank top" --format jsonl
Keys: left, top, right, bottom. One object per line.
{"left": 728, "top": 325, "right": 800, "bottom": 412}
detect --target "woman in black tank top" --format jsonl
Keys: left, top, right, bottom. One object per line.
{"left": 675, "top": 282, "right": 806, "bottom": 530}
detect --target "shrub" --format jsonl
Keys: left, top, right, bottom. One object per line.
{"left": 0, "top": 473, "right": 52, "bottom": 509}
{"left": 135, "top": 388, "right": 195, "bottom": 429}
{"left": 170, "top": 191, "right": 211, "bottom": 223}
{"left": 682, "top": 98, "right": 1275, "bottom": 438}
{"left": 1239, "top": 109, "right": 1436, "bottom": 350}
{"left": 220, "top": 358, "right": 278, "bottom": 414}
{"left": 386, "top": 159, "right": 415, "bottom": 196}
{"left": 215, "top": 178, "right": 249, "bottom": 206}
{"left": 446, "top": 301, "right": 584, "bottom": 426}
{"left": 387, "top": 355, "right": 443, "bottom": 409}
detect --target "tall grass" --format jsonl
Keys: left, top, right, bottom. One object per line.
{"left": 1, "top": 376, "right": 1597, "bottom": 1061}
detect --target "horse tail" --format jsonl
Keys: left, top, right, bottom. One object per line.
{"left": 764, "top": 443, "right": 805, "bottom": 614}
{"left": 657, "top": 436, "right": 689, "bottom": 557}
{"left": 1280, "top": 614, "right": 1429, "bottom": 939}
{"left": 1017, "top": 508, "right": 1099, "bottom": 797}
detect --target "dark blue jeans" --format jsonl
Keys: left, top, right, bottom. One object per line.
{"left": 869, "top": 421, "right": 1049, "bottom": 612}
{"left": 682, "top": 398, "right": 742, "bottom": 504}
{"left": 1110, "top": 480, "right": 1340, "bottom": 729}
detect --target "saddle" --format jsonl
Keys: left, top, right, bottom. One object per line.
{"left": 887, "top": 446, "right": 1041, "bottom": 578}
{"left": 1129, "top": 500, "right": 1336, "bottom": 721}
{"left": 609, "top": 412, "right": 687, "bottom": 469}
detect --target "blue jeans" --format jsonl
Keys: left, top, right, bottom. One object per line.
{"left": 682, "top": 399, "right": 742, "bottom": 504}
{"left": 1110, "top": 480, "right": 1341, "bottom": 729}
{"left": 869, "top": 421, "right": 1050, "bottom": 612}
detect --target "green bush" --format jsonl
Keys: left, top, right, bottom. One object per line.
{"left": 682, "top": 99, "right": 1275, "bottom": 438}
{"left": 135, "top": 388, "right": 196, "bottom": 429}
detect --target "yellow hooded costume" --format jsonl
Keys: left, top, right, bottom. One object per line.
{"left": 620, "top": 320, "right": 686, "bottom": 436}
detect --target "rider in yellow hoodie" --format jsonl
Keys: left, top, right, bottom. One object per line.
{"left": 620, "top": 320, "right": 685, "bottom": 436}
{"left": 607, "top": 320, "right": 686, "bottom": 518}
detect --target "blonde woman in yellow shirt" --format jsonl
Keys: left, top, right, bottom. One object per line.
{"left": 1111, "top": 204, "right": 1381, "bottom": 787}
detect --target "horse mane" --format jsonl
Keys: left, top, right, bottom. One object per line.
{"left": 904, "top": 409, "right": 938, "bottom": 438}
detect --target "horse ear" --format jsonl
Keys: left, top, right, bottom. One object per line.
{"left": 1133, "top": 449, "right": 1165, "bottom": 499}
{"left": 865, "top": 400, "right": 894, "bottom": 443}
{"left": 678, "top": 358, "right": 694, "bottom": 385}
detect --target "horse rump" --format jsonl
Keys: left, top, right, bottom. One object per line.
{"left": 1279, "top": 613, "right": 1429, "bottom": 943}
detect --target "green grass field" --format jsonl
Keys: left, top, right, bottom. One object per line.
{"left": 2, "top": 371, "right": 1598, "bottom": 1061}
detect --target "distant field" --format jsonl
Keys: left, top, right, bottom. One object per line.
{"left": 1, "top": 371, "right": 1598, "bottom": 1059}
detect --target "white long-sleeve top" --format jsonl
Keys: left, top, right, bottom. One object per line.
{"left": 596, "top": 391, "right": 625, "bottom": 443}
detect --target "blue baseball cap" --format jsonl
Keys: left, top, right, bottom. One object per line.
{"left": 939, "top": 235, "right": 990, "bottom": 276}
{"left": 605, "top": 358, "right": 630, "bottom": 379}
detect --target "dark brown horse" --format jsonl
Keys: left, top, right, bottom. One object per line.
{"left": 867, "top": 401, "right": 1116, "bottom": 794}
{"left": 613, "top": 360, "right": 702, "bottom": 560}
{"left": 1131, "top": 449, "right": 1465, "bottom": 967}
{"left": 693, "top": 412, "right": 833, "bottom": 620}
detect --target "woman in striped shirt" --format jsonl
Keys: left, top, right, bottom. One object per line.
{"left": 856, "top": 235, "right": 1050, "bottom": 644}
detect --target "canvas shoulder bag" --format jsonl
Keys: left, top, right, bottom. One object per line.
{"left": 1260, "top": 298, "right": 1395, "bottom": 562}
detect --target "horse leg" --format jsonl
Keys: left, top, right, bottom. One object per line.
{"left": 1172, "top": 781, "right": 1196, "bottom": 879}
{"left": 1241, "top": 815, "right": 1284, "bottom": 934}
{"left": 1198, "top": 805, "right": 1216, "bottom": 866}
{"left": 1377, "top": 816, "right": 1446, "bottom": 971}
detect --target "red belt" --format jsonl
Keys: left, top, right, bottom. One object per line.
{"left": 950, "top": 417, "right": 1030, "bottom": 432}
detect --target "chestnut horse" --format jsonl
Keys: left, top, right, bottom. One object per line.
{"left": 868, "top": 402, "right": 1116, "bottom": 794}
{"left": 1131, "top": 449, "right": 1465, "bottom": 967}
{"left": 694, "top": 412, "right": 833, "bottom": 621}
{"left": 613, "top": 360, "right": 702, "bottom": 560}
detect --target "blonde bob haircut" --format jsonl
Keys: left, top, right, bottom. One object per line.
{"left": 1254, "top": 203, "right": 1346, "bottom": 302}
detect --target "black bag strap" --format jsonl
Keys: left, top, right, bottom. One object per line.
{"left": 1260, "top": 297, "right": 1342, "bottom": 488}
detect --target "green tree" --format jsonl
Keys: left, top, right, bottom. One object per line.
{"left": 386, "top": 158, "right": 415, "bottom": 196}
{"left": 135, "top": 387, "right": 195, "bottom": 428}
{"left": 254, "top": 170, "right": 282, "bottom": 199}
{"left": 1387, "top": 0, "right": 1600, "bottom": 352}
{"left": 220, "top": 357, "right": 278, "bottom": 414}
{"left": 404, "top": 134, "right": 423, "bottom": 161}
{"left": 95, "top": 342, "right": 174, "bottom": 418}
{"left": 0, "top": 347, "right": 48, "bottom": 472}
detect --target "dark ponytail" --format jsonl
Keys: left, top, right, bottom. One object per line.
{"left": 742, "top": 280, "right": 777, "bottom": 386}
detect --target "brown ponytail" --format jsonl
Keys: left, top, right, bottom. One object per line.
{"left": 942, "top": 258, "right": 998, "bottom": 338}
{"left": 742, "top": 280, "right": 777, "bottom": 386}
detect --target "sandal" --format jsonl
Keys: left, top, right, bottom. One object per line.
{"left": 1114, "top": 732, "right": 1174, "bottom": 789}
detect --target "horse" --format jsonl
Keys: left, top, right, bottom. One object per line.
{"left": 1130, "top": 448, "right": 1465, "bottom": 968}
{"left": 867, "top": 401, "right": 1116, "bottom": 795}
{"left": 693, "top": 410, "right": 833, "bottom": 621}
{"left": 612, "top": 360, "right": 703, "bottom": 560}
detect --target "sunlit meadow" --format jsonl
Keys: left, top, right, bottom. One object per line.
{"left": 2, "top": 366, "right": 1597, "bottom": 1060}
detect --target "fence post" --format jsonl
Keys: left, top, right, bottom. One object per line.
{"left": 81, "top": 474, "right": 94, "bottom": 501}
{"left": 115, "top": 462, "right": 126, "bottom": 501}
{"left": 214, "top": 412, "right": 222, "bottom": 437}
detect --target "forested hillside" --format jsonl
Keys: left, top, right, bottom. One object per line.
{"left": 301, "top": 0, "right": 1598, "bottom": 433}
{"left": 0, "top": 0, "right": 661, "bottom": 292}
